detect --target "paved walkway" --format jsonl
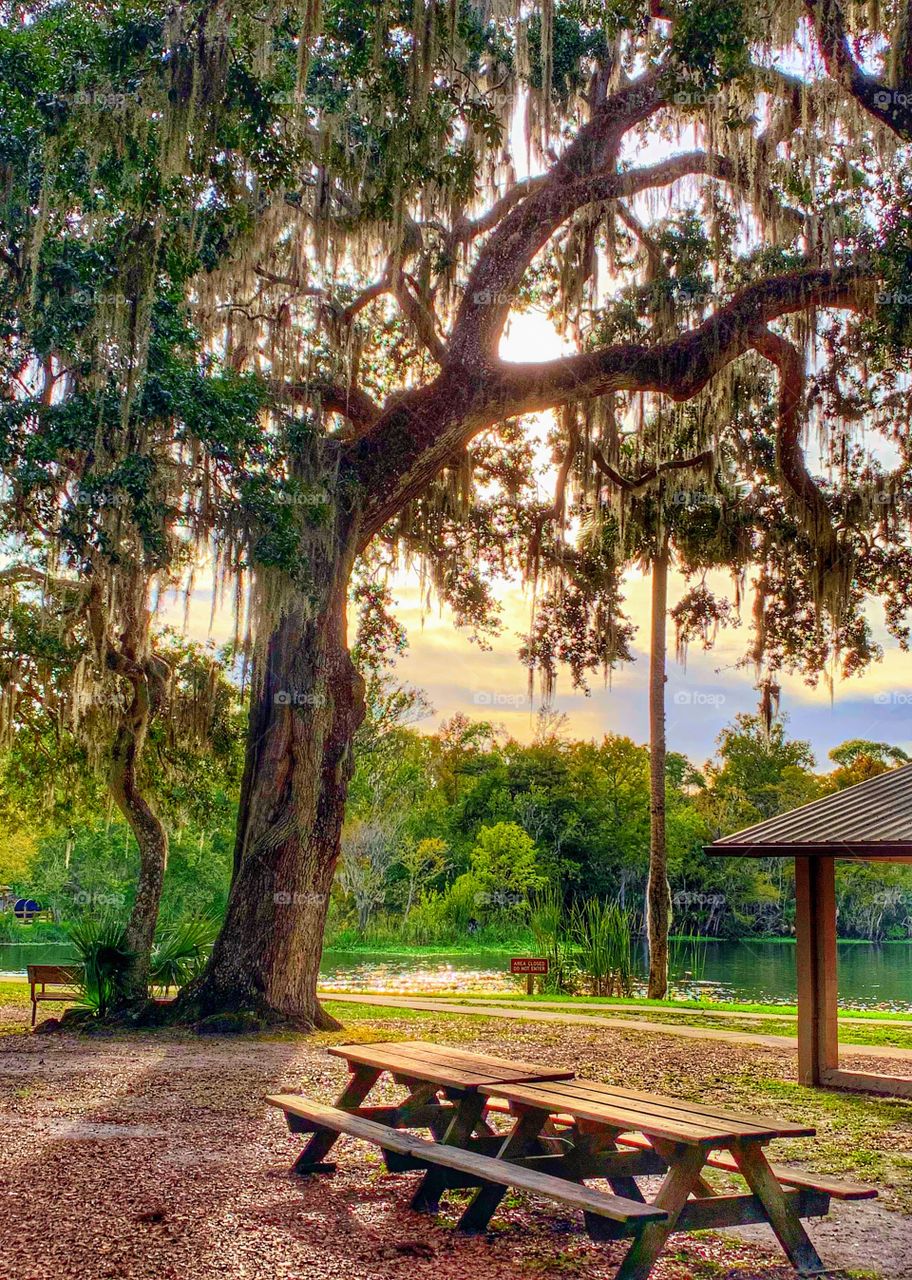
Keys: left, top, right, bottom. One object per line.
{"left": 322, "top": 990, "right": 912, "bottom": 1063}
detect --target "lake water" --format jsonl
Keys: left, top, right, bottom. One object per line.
{"left": 316, "top": 940, "right": 912, "bottom": 1010}
{"left": 4, "top": 938, "right": 910, "bottom": 1010}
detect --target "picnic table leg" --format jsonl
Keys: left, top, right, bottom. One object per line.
{"left": 578, "top": 1123, "right": 647, "bottom": 1203}
{"left": 613, "top": 1143, "right": 709, "bottom": 1280}
{"left": 291, "top": 1065, "right": 381, "bottom": 1174}
{"left": 457, "top": 1108, "right": 548, "bottom": 1234}
{"left": 392, "top": 1079, "right": 448, "bottom": 1133}
{"left": 410, "top": 1091, "right": 487, "bottom": 1212}
{"left": 731, "top": 1144, "right": 827, "bottom": 1277}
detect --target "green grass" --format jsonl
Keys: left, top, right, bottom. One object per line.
{"left": 380, "top": 990, "right": 912, "bottom": 1022}
{"left": 731, "top": 1072, "right": 912, "bottom": 1210}
{"left": 323, "top": 936, "right": 530, "bottom": 954}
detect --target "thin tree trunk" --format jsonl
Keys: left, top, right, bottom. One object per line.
{"left": 646, "top": 539, "right": 671, "bottom": 999}
{"left": 110, "top": 671, "right": 169, "bottom": 1007}
{"left": 176, "top": 533, "right": 365, "bottom": 1028}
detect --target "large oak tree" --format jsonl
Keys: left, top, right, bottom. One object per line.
{"left": 4, "top": 1, "right": 912, "bottom": 1022}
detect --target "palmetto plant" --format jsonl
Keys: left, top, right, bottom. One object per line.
{"left": 150, "top": 918, "right": 217, "bottom": 992}
{"left": 67, "top": 916, "right": 133, "bottom": 1019}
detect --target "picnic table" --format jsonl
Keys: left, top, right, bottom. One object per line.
{"left": 474, "top": 1077, "right": 863, "bottom": 1279}
{"left": 267, "top": 1041, "right": 876, "bottom": 1280}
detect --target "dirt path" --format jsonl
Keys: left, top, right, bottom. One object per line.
{"left": 1, "top": 995, "right": 910, "bottom": 1280}
{"left": 322, "top": 991, "right": 912, "bottom": 1065}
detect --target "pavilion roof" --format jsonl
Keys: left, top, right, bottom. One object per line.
{"left": 705, "top": 763, "right": 912, "bottom": 859}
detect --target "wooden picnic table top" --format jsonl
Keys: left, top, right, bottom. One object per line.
{"left": 479, "top": 1078, "right": 817, "bottom": 1149}
{"left": 328, "top": 1039, "right": 575, "bottom": 1092}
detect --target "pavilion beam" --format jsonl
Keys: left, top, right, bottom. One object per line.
{"left": 795, "top": 856, "right": 839, "bottom": 1086}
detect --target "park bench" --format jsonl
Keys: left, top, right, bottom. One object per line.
{"left": 268, "top": 1041, "right": 876, "bottom": 1280}
{"left": 27, "top": 964, "right": 82, "bottom": 1027}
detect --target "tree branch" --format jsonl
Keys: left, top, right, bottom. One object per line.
{"left": 489, "top": 267, "right": 870, "bottom": 415}
{"left": 269, "top": 379, "right": 381, "bottom": 432}
{"left": 392, "top": 272, "right": 446, "bottom": 362}
{"left": 805, "top": 0, "right": 912, "bottom": 138}
{"left": 591, "top": 445, "right": 715, "bottom": 494}
{"left": 750, "top": 325, "right": 838, "bottom": 557}
{"left": 449, "top": 140, "right": 802, "bottom": 366}
{"left": 449, "top": 72, "right": 666, "bottom": 364}
{"left": 0, "top": 564, "right": 86, "bottom": 599}
{"left": 349, "top": 265, "right": 873, "bottom": 546}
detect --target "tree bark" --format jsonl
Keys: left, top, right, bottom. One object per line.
{"left": 176, "top": 525, "right": 365, "bottom": 1028}
{"left": 646, "top": 538, "right": 672, "bottom": 1000}
{"left": 109, "top": 670, "right": 169, "bottom": 1008}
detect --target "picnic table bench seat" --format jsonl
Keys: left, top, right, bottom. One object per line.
{"left": 266, "top": 1094, "right": 666, "bottom": 1239}
{"left": 613, "top": 1132, "right": 877, "bottom": 1201}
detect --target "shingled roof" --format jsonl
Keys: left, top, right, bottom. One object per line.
{"left": 705, "top": 763, "right": 912, "bottom": 858}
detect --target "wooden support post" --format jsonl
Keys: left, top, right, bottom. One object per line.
{"left": 795, "top": 856, "right": 839, "bottom": 1087}
{"left": 526, "top": 972, "right": 534, "bottom": 996}
{"left": 291, "top": 1065, "right": 380, "bottom": 1174}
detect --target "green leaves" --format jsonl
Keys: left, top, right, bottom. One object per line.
{"left": 67, "top": 915, "right": 133, "bottom": 1019}
{"left": 665, "top": 0, "right": 753, "bottom": 95}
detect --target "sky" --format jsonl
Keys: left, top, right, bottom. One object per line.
{"left": 381, "top": 561, "right": 912, "bottom": 772}
{"left": 167, "top": 543, "right": 912, "bottom": 774}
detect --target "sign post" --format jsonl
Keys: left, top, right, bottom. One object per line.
{"left": 510, "top": 956, "right": 549, "bottom": 995}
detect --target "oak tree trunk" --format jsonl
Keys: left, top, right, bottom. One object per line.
{"left": 646, "top": 541, "right": 672, "bottom": 999}
{"left": 177, "top": 529, "right": 365, "bottom": 1028}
